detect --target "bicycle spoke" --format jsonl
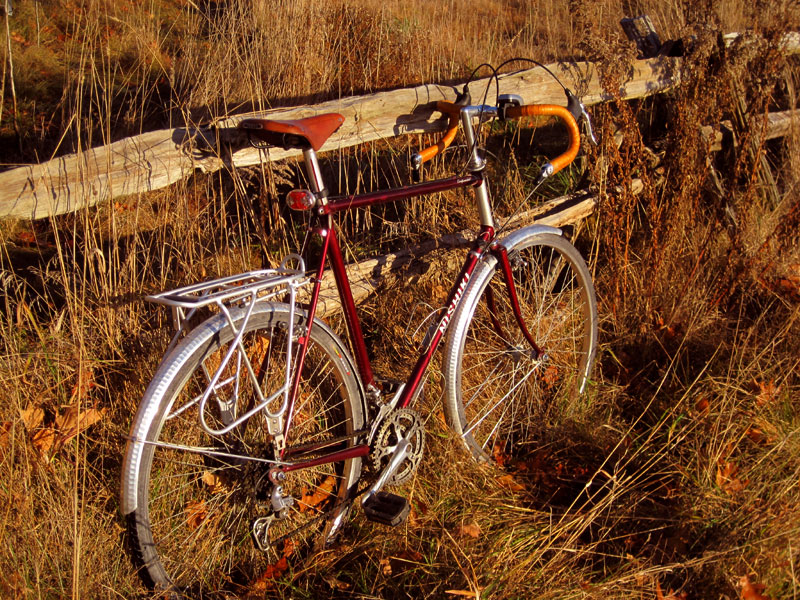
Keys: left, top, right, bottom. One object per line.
{"left": 444, "top": 234, "right": 597, "bottom": 463}
{"left": 126, "top": 307, "right": 363, "bottom": 593}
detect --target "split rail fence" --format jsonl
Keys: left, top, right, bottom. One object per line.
{"left": 0, "top": 29, "right": 798, "bottom": 312}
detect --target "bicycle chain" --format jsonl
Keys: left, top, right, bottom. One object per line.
{"left": 266, "top": 411, "right": 422, "bottom": 551}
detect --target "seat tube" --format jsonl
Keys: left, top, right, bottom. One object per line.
{"left": 303, "top": 148, "right": 326, "bottom": 196}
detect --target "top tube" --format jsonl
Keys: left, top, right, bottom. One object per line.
{"left": 321, "top": 174, "right": 482, "bottom": 215}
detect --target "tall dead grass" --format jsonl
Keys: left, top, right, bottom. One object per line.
{"left": 1, "top": 0, "right": 800, "bottom": 598}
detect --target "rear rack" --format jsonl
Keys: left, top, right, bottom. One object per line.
{"left": 146, "top": 254, "right": 308, "bottom": 333}
{"left": 146, "top": 254, "right": 310, "bottom": 439}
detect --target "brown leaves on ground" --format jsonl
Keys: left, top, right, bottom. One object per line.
{"left": 299, "top": 475, "right": 336, "bottom": 513}
{"left": 744, "top": 421, "right": 778, "bottom": 445}
{"left": 70, "top": 368, "right": 96, "bottom": 402}
{"left": 495, "top": 473, "right": 525, "bottom": 492}
{"left": 656, "top": 580, "right": 689, "bottom": 599}
{"left": 740, "top": 575, "right": 772, "bottom": 600}
{"left": 456, "top": 521, "right": 481, "bottom": 539}
{"left": 185, "top": 500, "right": 209, "bottom": 530}
{"left": 246, "top": 539, "right": 297, "bottom": 596}
{"left": 13, "top": 367, "right": 104, "bottom": 461}
{"left": 716, "top": 460, "right": 749, "bottom": 495}
{"left": 693, "top": 395, "right": 710, "bottom": 416}
{"left": 541, "top": 364, "right": 560, "bottom": 389}
{"left": 759, "top": 263, "right": 800, "bottom": 301}
{"left": 379, "top": 557, "right": 392, "bottom": 576}
{"left": 323, "top": 575, "right": 351, "bottom": 591}
{"left": 379, "top": 549, "right": 425, "bottom": 577}
{"left": 201, "top": 471, "right": 228, "bottom": 495}
{"left": 19, "top": 402, "right": 106, "bottom": 461}
{"left": 407, "top": 497, "right": 430, "bottom": 528}
{"left": 654, "top": 313, "right": 681, "bottom": 342}
{"left": 754, "top": 379, "right": 781, "bottom": 407}
{"left": 493, "top": 447, "right": 590, "bottom": 496}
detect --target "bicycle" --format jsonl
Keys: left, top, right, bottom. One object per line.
{"left": 121, "top": 71, "right": 599, "bottom": 595}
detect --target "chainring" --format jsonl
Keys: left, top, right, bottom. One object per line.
{"left": 370, "top": 408, "right": 425, "bottom": 485}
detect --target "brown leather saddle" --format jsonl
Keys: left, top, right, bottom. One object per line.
{"left": 238, "top": 113, "right": 344, "bottom": 151}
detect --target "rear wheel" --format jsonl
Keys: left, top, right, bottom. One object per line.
{"left": 443, "top": 232, "right": 597, "bottom": 462}
{"left": 122, "top": 304, "right": 364, "bottom": 596}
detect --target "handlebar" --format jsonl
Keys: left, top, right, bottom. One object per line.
{"left": 505, "top": 104, "right": 581, "bottom": 181}
{"left": 412, "top": 101, "right": 462, "bottom": 168}
{"left": 411, "top": 97, "right": 585, "bottom": 184}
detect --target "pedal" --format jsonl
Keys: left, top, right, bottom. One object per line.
{"left": 363, "top": 491, "right": 410, "bottom": 526}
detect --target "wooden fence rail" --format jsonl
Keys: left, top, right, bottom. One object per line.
{"left": 1, "top": 32, "right": 797, "bottom": 221}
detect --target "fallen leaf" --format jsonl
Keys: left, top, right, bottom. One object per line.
{"left": 16, "top": 231, "right": 36, "bottom": 246}
{"left": 31, "top": 428, "right": 56, "bottom": 457}
{"left": 542, "top": 365, "right": 560, "bottom": 389}
{"left": 754, "top": 380, "right": 780, "bottom": 407}
{"left": 53, "top": 405, "right": 106, "bottom": 448}
{"left": 492, "top": 442, "right": 509, "bottom": 467}
{"left": 740, "top": 574, "right": 772, "bottom": 600}
{"left": 201, "top": 471, "right": 227, "bottom": 494}
{"left": 694, "top": 396, "right": 710, "bottom": 415}
{"left": 511, "top": 450, "right": 552, "bottom": 486}
{"left": 380, "top": 558, "right": 392, "bottom": 576}
{"left": 496, "top": 473, "right": 525, "bottom": 492}
{"left": 745, "top": 426, "right": 766, "bottom": 445}
{"left": 407, "top": 498, "right": 429, "bottom": 527}
{"left": 248, "top": 557, "right": 289, "bottom": 594}
{"left": 324, "top": 575, "right": 351, "bottom": 591}
{"left": 70, "top": 369, "right": 96, "bottom": 403}
{"left": 299, "top": 475, "right": 336, "bottom": 513}
{"left": 655, "top": 314, "right": 679, "bottom": 340}
{"left": 716, "top": 461, "right": 748, "bottom": 495}
{"left": 185, "top": 500, "right": 208, "bottom": 530}
{"left": 10, "top": 32, "right": 28, "bottom": 46}
{"left": 281, "top": 539, "right": 296, "bottom": 558}
{"left": 457, "top": 522, "right": 481, "bottom": 539}
{"left": 19, "top": 406, "right": 45, "bottom": 431}
{"left": 392, "top": 549, "right": 423, "bottom": 562}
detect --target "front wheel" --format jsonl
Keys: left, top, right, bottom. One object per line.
{"left": 121, "top": 303, "right": 364, "bottom": 596}
{"left": 442, "top": 231, "right": 598, "bottom": 462}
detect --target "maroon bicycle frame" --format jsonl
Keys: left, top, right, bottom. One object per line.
{"left": 277, "top": 172, "right": 523, "bottom": 472}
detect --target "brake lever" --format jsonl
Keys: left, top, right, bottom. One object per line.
{"left": 566, "top": 89, "right": 598, "bottom": 146}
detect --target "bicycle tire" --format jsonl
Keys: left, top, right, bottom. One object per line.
{"left": 442, "top": 230, "right": 598, "bottom": 462}
{"left": 121, "top": 303, "right": 364, "bottom": 596}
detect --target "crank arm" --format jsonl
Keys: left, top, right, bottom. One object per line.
{"left": 361, "top": 438, "right": 410, "bottom": 504}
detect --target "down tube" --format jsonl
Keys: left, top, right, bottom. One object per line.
{"left": 398, "top": 227, "right": 494, "bottom": 409}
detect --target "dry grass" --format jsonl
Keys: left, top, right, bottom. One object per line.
{"left": 1, "top": 0, "right": 800, "bottom": 598}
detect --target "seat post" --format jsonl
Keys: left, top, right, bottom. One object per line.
{"left": 302, "top": 149, "right": 326, "bottom": 197}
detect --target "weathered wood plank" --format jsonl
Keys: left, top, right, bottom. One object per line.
{"left": 2, "top": 31, "right": 797, "bottom": 221}
{"left": 701, "top": 109, "right": 798, "bottom": 151}
{"left": 0, "top": 56, "right": 684, "bottom": 220}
